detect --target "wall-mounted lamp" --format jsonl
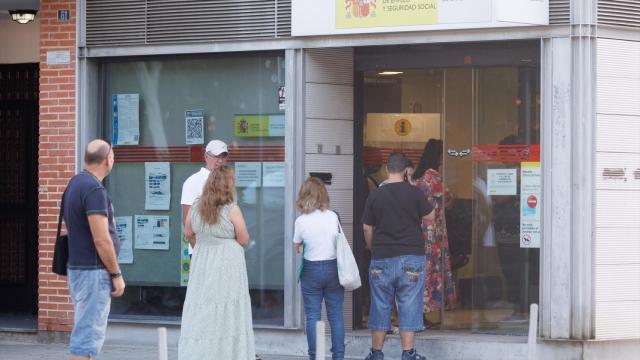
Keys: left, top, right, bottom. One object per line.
{"left": 9, "top": 10, "right": 38, "bottom": 24}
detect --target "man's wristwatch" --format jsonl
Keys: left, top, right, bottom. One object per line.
{"left": 109, "top": 272, "right": 122, "bottom": 279}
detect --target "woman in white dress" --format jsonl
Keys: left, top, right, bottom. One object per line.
{"left": 179, "top": 166, "right": 256, "bottom": 360}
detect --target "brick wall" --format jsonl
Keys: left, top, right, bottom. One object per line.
{"left": 38, "top": 0, "right": 77, "bottom": 332}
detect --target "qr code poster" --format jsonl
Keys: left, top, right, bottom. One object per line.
{"left": 185, "top": 110, "right": 204, "bottom": 145}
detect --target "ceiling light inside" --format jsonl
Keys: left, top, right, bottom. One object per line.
{"left": 378, "top": 71, "right": 404, "bottom": 76}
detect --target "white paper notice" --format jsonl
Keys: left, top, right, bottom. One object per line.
{"left": 144, "top": 162, "right": 171, "bottom": 210}
{"left": 235, "top": 162, "right": 262, "bottom": 188}
{"left": 134, "top": 215, "right": 170, "bottom": 250}
{"left": 520, "top": 162, "right": 542, "bottom": 248}
{"left": 262, "top": 162, "right": 285, "bottom": 187}
{"left": 46, "top": 50, "right": 71, "bottom": 65}
{"left": 115, "top": 216, "right": 133, "bottom": 264}
{"left": 268, "top": 115, "right": 285, "bottom": 137}
{"left": 112, "top": 94, "right": 140, "bottom": 145}
{"left": 487, "top": 169, "right": 518, "bottom": 196}
{"left": 185, "top": 110, "right": 204, "bottom": 145}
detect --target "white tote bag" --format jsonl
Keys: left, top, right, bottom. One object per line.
{"left": 336, "top": 221, "right": 362, "bottom": 291}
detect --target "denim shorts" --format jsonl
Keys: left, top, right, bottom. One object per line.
{"left": 67, "top": 268, "right": 112, "bottom": 357}
{"left": 368, "top": 255, "right": 426, "bottom": 332}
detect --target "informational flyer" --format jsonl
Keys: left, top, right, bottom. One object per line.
{"left": 487, "top": 168, "right": 518, "bottom": 195}
{"left": 520, "top": 162, "right": 542, "bottom": 248}
{"left": 144, "top": 162, "right": 171, "bottom": 210}
{"left": 262, "top": 162, "right": 286, "bottom": 187}
{"left": 115, "top": 216, "right": 133, "bottom": 264}
{"left": 185, "top": 109, "right": 204, "bottom": 145}
{"left": 112, "top": 94, "right": 140, "bottom": 145}
{"left": 235, "top": 162, "right": 262, "bottom": 188}
{"left": 134, "top": 215, "right": 170, "bottom": 250}
{"left": 180, "top": 225, "right": 191, "bottom": 287}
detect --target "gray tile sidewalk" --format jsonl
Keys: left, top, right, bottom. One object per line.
{"left": 0, "top": 341, "right": 310, "bottom": 360}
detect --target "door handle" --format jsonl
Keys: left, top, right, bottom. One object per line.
{"left": 447, "top": 148, "right": 471, "bottom": 157}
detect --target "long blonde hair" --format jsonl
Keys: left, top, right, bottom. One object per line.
{"left": 198, "top": 166, "right": 235, "bottom": 224}
{"left": 296, "top": 177, "right": 330, "bottom": 214}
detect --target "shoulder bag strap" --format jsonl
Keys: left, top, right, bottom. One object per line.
{"left": 57, "top": 189, "right": 67, "bottom": 239}
{"left": 333, "top": 210, "right": 344, "bottom": 234}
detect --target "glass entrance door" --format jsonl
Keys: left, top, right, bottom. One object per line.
{"left": 357, "top": 53, "right": 540, "bottom": 335}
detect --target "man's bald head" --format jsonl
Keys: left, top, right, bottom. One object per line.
{"left": 85, "top": 139, "right": 112, "bottom": 166}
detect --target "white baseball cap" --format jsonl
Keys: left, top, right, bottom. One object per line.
{"left": 205, "top": 140, "right": 228, "bottom": 156}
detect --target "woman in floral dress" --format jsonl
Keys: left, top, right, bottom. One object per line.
{"left": 412, "top": 139, "right": 457, "bottom": 321}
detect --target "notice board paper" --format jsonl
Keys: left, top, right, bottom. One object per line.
{"left": 144, "top": 162, "right": 171, "bottom": 210}
{"left": 115, "top": 216, "right": 133, "bottom": 264}
{"left": 520, "top": 162, "right": 541, "bottom": 248}
{"left": 134, "top": 215, "right": 170, "bottom": 250}
{"left": 112, "top": 94, "right": 140, "bottom": 145}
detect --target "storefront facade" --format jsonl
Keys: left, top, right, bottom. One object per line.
{"left": 20, "top": 0, "right": 640, "bottom": 358}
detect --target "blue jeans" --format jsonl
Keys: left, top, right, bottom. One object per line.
{"left": 67, "top": 268, "right": 112, "bottom": 357}
{"left": 368, "top": 255, "right": 426, "bottom": 332}
{"left": 300, "top": 259, "right": 345, "bottom": 360}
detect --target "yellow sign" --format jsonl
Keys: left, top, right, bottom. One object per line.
{"left": 394, "top": 118, "right": 412, "bottom": 136}
{"left": 336, "top": 0, "right": 438, "bottom": 28}
{"left": 234, "top": 115, "right": 285, "bottom": 137}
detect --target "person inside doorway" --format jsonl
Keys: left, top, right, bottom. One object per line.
{"left": 412, "top": 139, "right": 457, "bottom": 328}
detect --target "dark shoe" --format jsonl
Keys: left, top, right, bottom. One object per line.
{"left": 364, "top": 349, "right": 384, "bottom": 360}
{"left": 401, "top": 349, "right": 426, "bottom": 360}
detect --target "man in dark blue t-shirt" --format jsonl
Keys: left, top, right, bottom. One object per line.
{"left": 361, "top": 152, "right": 434, "bottom": 360}
{"left": 62, "top": 139, "right": 124, "bottom": 360}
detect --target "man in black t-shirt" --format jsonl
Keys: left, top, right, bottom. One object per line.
{"left": 361, "top": 152, "right": 434, "bottom": 360}
{"left": 62, "top": 139, "right": 124, "bottom": 360}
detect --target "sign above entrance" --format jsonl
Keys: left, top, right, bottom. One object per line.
{"left": 292, "top": 0, "right": 548, "bottom": 36}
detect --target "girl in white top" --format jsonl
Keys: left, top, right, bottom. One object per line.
{"left": 293, "top": 177, "right": 345, "bottom": 360}
{"left": 293, "top": 208, "right": 339, "bottom": 261}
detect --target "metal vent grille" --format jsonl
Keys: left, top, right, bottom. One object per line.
{"left": 86, "top": 0, "right": 292, "bottom": 46}
{"left": 276, "top": 0, "right": 292, "bottom": 38}
{"left": 86, "top": 0, "right": 146, "bottom": 46}
{"left": 549, "top": 0, "right": 571, "bottom": 25}
{"left": 599, "top": 0, "right": 640, "bottom": 28}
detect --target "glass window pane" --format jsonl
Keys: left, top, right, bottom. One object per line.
{"left": 103, "top": 53, "right": 286, "bottom": 326}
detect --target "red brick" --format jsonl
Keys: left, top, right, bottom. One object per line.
{"left": 49, "top": 77, "right": 72, "bottom": 84}
{"left": 40, "top": 25, "right": 60, "bottom": 33}
{"left": 59, "top": 25, "right": 75, "bottom": 32}
{"left": 41, "top": 40, "right": 61, "bottom": 47}
{"left": 58, "top": 84, "right": 75, "bottom": 91}
{"left": 51, "top": 32, "right": 70, "bottom": 40}
{"left": 58, "top": 99, "right": 75, "bottom": 106}
{"left": 58, "top": 40, "right": 76, "bottom": 47}
{"left": 39, "top": 288, "right": 58, "bottom": 295}
{"left": 40, "top": 304, "right": 58, "bottom": 312}
{"left": 59, "top": 303, "right": 74, "bottom": 311}
{"left": 49, "top": 296, "right": 70, "bottom": 304}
